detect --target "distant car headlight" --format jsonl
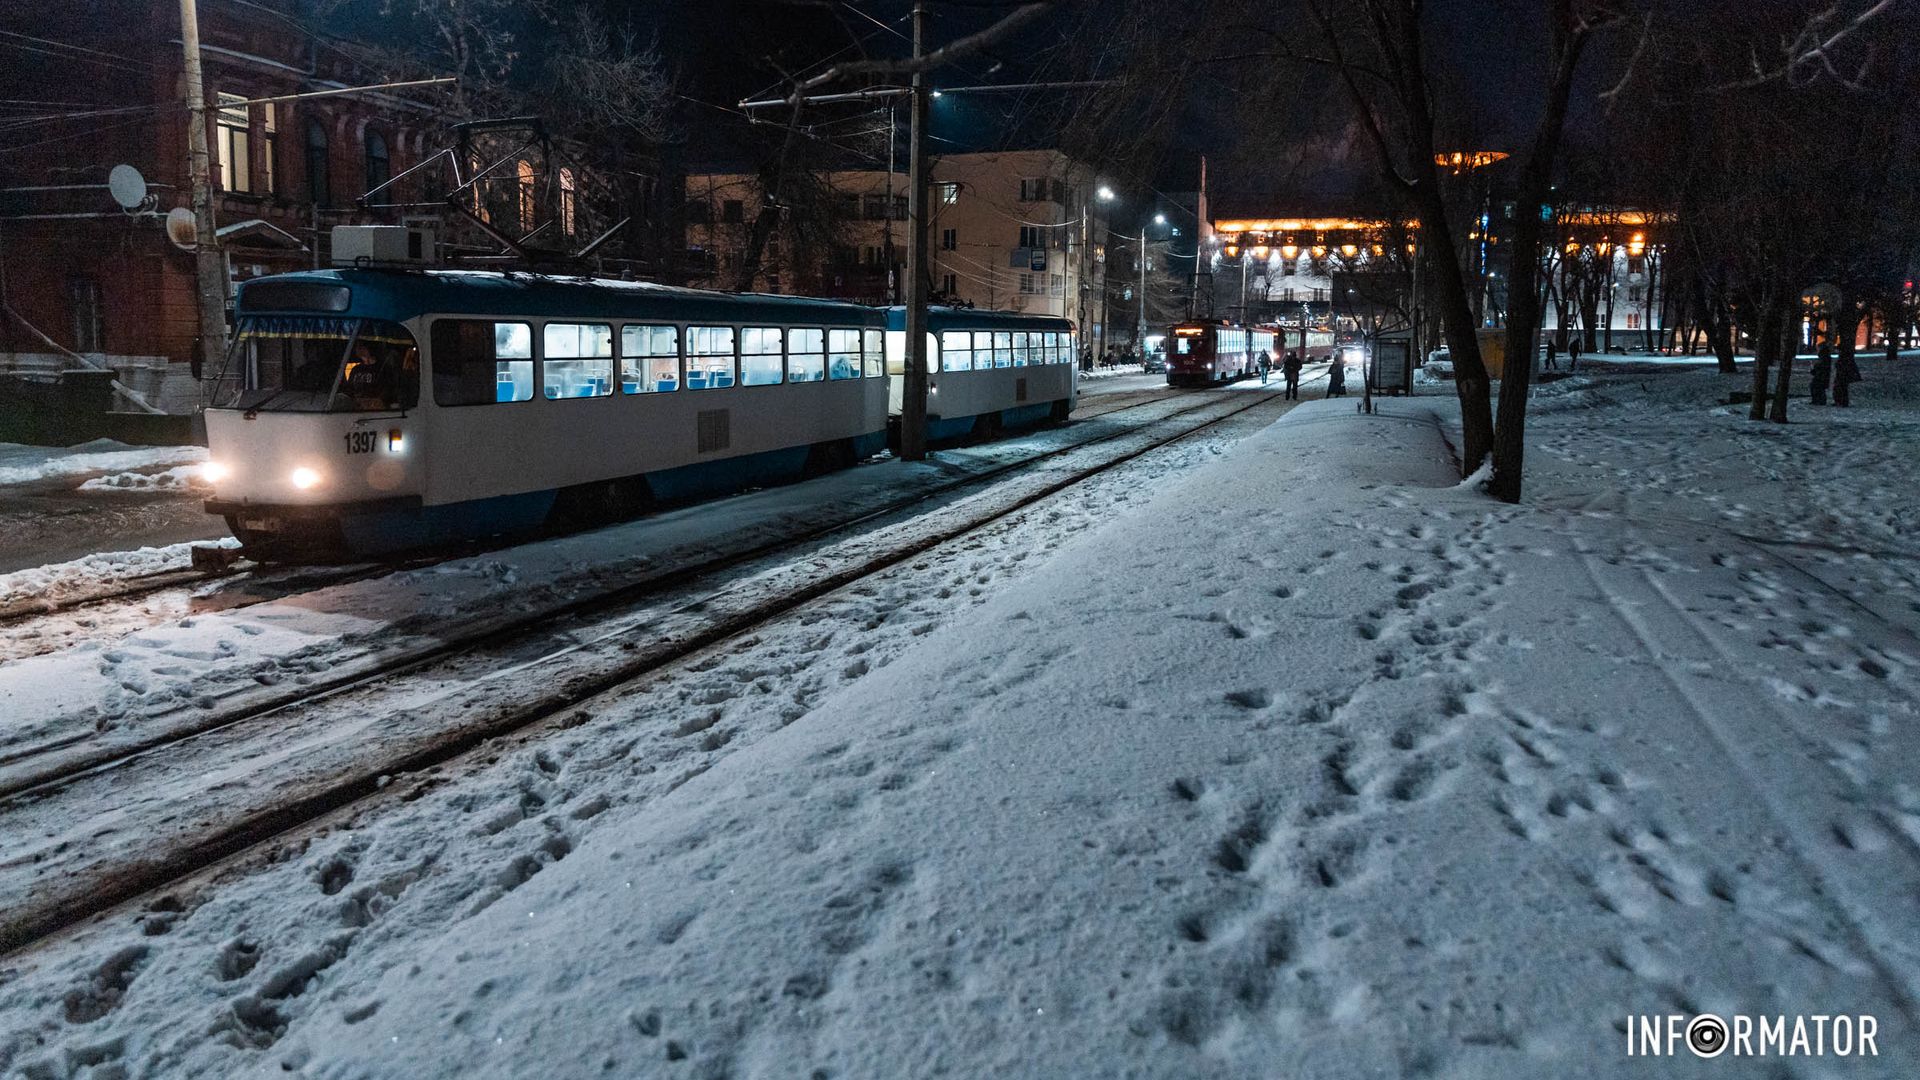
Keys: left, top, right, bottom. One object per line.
{"left": 201, "top": 461, "right": 231, "bottom": 483}
{"left": 290, "top": 466, "right": 323, "bottom": 490}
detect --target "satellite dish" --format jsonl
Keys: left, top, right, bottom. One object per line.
{"left": 166, "top": 207, "right": 197, "bottom": 250}
{"left": 107, "top": 164, "right": 148, "bottom": 210}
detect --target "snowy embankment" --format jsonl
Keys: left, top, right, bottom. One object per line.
{"left": 1080, "top": 362, "right": 1146, "bottom": 380}
{"left": 0, "top": 538, "right": 238, "bottom": 613}
{"left": 0, "top": 439, "right": 204, "bottom": 487}
{"left": 76, "top": 464, "right": 209, "bottom": 492}
{"left": 273, "top": 378, "right": 1918, "bottom": 1077}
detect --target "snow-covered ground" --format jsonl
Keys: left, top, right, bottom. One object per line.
{"left": 0, "top": 538, "right": 237, "bottom": 615}
{"left": 75, "top": 464, "right": 210, "bottom": 493}
{"left": 3, "top": 360, "right": 1917, "bottom": 1077}
{"left": 0, "top": 440, "right": 225, "bottom": 576}
{"left": 0, "top": 394, "right": 1242, "bottom": 780}
{"left": 0, "top": 440, "right": 204, "bottom": 487}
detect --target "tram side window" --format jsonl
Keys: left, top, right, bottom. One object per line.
{"left": 940, "top": 330, "right": 972, "bottom": 372}
{"left": 1047, "top": 332, "right": 1063, "bottom": 364}
{"left": 432, "top": 319, "right": 532, "bottom": 406}
{"left": 740, "top": 327, "right": 783, "bottom": 386}
{"left": 788, "top": 327, "right": 826, "bottom": 382}
{"left": 686, "top": 326, "right": 736, "bottom": 389}
{"left": 992, "top": 331, "right": 1013, "bottom": 369}
{"left": 828, "top": 329, "right": 862, "bottom": 380}
{"left": 862, "top": 329, "right": 884, "bottom": 378}
{"left": 543, "top": 322, "right": 613, "bottom": 399}
{"left": 621, "top": 324, "right": 679, "bottom": 393}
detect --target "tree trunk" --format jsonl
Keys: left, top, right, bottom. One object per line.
{"left": 1748, "top": 299, "right": 1780, "bottom": 421}
{"left": 1768, "top": 305, "right": 1796, "bottom": 423}
{"left": 1412, "top": 180, "right": 1495, "bottom": 472}
{"left": 1643, "top": 255, "right": 1659, "bottom": 353}
{"left": 1709, "top": 287, "right": 1737, "bottom": 373}
{"left": 1836, "top": 291, "right": 1861, "bottom": 373}
{"left": 1603, "top": 274, "right": 1615, "bottom": 352}
{"left": 1487, "top": 15, "right": 1588, "bottom": 504}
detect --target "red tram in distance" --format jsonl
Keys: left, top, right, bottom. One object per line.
{"left": 1164, "top": 322, "right": 1282, "bottom": 387}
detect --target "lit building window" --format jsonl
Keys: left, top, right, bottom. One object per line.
{"left": 559, "top": 168, "right": 576, "bottom": 235}
{"left": 516, "top": 160, "right": 536, "bottom": 232}
{"left": 217, "top": 92, "right": 251, "bottom": 192}
{"left": 261, "top": 104, "right": 277, "bottom": 194}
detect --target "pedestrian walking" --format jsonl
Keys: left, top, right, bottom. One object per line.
{"left": 1326, "top": 352, "right": 1347, "bottom": 398}
{"left": 1568, "top": 336, "right": 1582, "bottom": 372}
{"left": 1257, "top": 350, "right": 1272, "bottom": 385}
{"left": 1810, "top": 344, "right": 1832, "bottom": 406}
{"left": 1543, "top": 340, "right": 1558, "bottom": 372}
{"left": 1282, "top": 350, "right": 1302, "bottom": 400}
{"left": 1834, "top": 349, "right": 1861, "bottom": 407}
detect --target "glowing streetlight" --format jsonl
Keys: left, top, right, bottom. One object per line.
{"left": 1097, "top": 185, "right": 1115, "bottom": 201}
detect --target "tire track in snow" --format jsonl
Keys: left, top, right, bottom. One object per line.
{"left": 1576, "top": 548, "right": 1920, "bottom": 1022}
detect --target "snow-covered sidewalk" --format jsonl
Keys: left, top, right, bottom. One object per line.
{"left": 269, "top": 387, "right": 1918, "bottom": 1076}
{"left": 0, "top": 439, "right": 204, "bottom": 488}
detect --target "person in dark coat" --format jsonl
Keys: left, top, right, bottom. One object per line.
{"left": 1543, "top": 340, "right": 1558, "bottom": 372}
{"left": 1568, "top": 336, "right": 1582, "bottom": 372}
{"left": 1256, "top": 350, "right": 1272, "bottom": 384}
{"left": 1282, "top": 350, "right": 1303, "bottom": 400}
{"left": 1810, "top": 344, "right": 1832, "bottom": 406}
{"left": 1834, "top": 348, "right": 1861, "bottom": 407}
{"left": 1326, "top": 352, "right": 1347, "bottom": 397}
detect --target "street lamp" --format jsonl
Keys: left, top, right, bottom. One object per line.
{"left": 1097, "top": 185, "right": 1116, "bottom": 202}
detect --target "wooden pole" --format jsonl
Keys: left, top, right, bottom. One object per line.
{"left": 900, "top": 0, "right": 931, "bottom": 460}
{"left": 180, "top": 0, "right": 228, "bottom": 386}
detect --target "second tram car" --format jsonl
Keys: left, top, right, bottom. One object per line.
{"left": 887, "top": 307, "right": 1078, "bottom": 441}
{"left": 1164, "top": 322, "right": 1280, "bottom": 387}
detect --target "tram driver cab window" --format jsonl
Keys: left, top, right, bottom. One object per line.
{"left": 222, "top": 316, "right": 418, "bottom": 413}
{"left": 431, "top": 320, "right": 533, "bottom": 406}
{"left": 340, "top": 327, "right": 420, "bottom": 410}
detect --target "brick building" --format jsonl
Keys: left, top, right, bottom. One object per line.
{"left": 0, "top": 0, "right": 447, "bottom": 418}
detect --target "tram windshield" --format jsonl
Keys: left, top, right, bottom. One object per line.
{"left": 218, "top": 316, "right": 419, "bottom": 412}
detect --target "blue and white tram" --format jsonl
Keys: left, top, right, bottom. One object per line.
{"left": 886, "top": 307, "right": 1078, "bottom": 441}
{"left": 203, "top": 269, "right": 891, "bottom": 556}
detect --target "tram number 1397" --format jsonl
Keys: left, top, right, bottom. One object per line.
{"left": 343, "top": 430, "right": 378, "bottom": 455}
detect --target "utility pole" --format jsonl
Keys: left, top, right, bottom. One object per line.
{"left": 883, "top": 101, "right": 896, "bottom": 304}
{"left": 1136, "top": 227, "right": 1147, "bottom": 348}
{"left": 1239, "top": 253, "right": 1250, "bottom": 324}
{"left": 179, "top": 0, "right": 228, "bottom": 383}
{"left": 901, "top": 0, "right": 931, "bottom": 460}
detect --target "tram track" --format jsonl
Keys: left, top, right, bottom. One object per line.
{"left": 0, "top": 386, "right": 1190, "bottom": 668}
{"left": 0, "top": 388, "right": 1291, "bottom": 955}
{"left": 0, "top": 387, "right": 1221, "bottom": 796}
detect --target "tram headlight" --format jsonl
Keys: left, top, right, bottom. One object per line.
{"left": 289, "top": 466, "right": 323, "bottom": 490}
{"left": 201, "top": 461, "right": 231, "bottom": 483}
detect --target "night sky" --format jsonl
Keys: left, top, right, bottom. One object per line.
{"left": 631, "top": 0, "right": 1569, "bottom": 198}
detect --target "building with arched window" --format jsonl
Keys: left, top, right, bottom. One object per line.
{"left": 364, "top": 131, "right": 390, "bottom": 201}
{"left": 305, "top": 120, "right": 331, "bottom": 206}
{"left": 0, "top": 0, "right": 439, "bottom": 423}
